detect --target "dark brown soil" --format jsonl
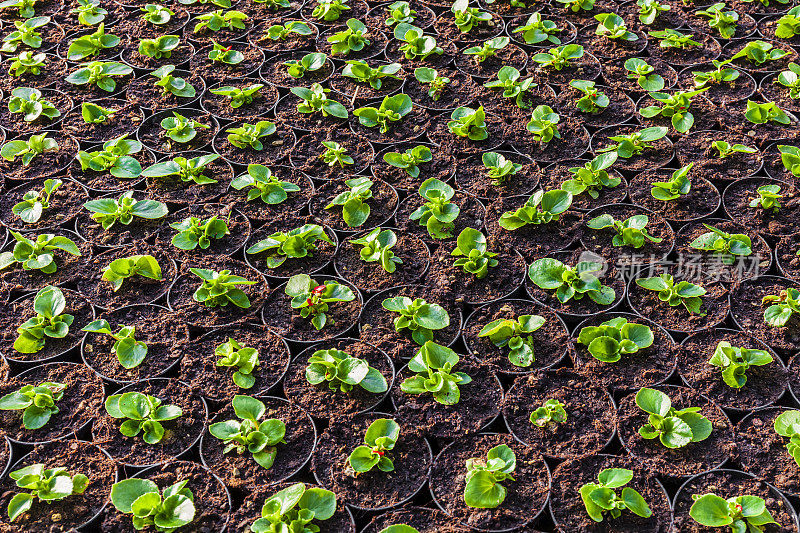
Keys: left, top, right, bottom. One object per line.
{"left": 329, "top": 68, "right": 404, "bottom": 103}
{"left": 69, "top": 148, "right": 154, "bottom": 193}
{"left": 453, "top": 42, "right": 527, "bottom": 79}
{"left": 531, "top": 51, "right": 602, "bottom": 86}
{"left": 349, "top": 105, "right": 431, "bottom": 144}
{"left": 309, "top": 178, "right": 398, "bottom": 232}
{"left": 144, "top": 151, "right": 232, "bottom": 205}
{"left": 603, "top": 58, "right": 674, "bottom": 95}
{"left": 581, "top": 204, "right": 675, "bottom": 266}
{"left": 137, "top": 109, "right": 219, "bottom": 155}
{"left": 426, "top": 247, "right": 526, "bottom": 304}
{"left": 200, "top": 79, "right": 279, "bottom": 122}
{"left": 737, "top": 407, "right": 800, "bottom": 496}
{"left": 362, "top": 506, "right": 468, "bottom": 533}
{"left": 537, "top": 159, "right": 628, "bottom": 211}
{"left": 761, "top": 73, "right": 800, "bottom": 114}
{"left": 120, "top": 43, "right": 196, "bottom": 71}
{"left": 213, "top": 119, "right": 295, "bottom": 166}
{"left": 403, "top": 66, "right": 480, "bottom": 112}
{"left": 504, "top": 116, "right": 591, "bottom": 163}
{"left": 676, "top": 66, "right": 756, "bottom": 105}
{"left": 74, "top": 204, "right": 164, "bottom": 248}
{"left": 221, "top": 166, "right": 314, "bottom": 226}
{"left": 0, "top": 54, "right": 66, "bottom": 92}
{"left": 249, "top": 18, "right": 319, "bottom": 52}
{"left": 725, "top": 39, "right": 798, "bottom": 73}
{"left": 155, "top": 204, "right": 251, "bottom": 258}
{"left": 686, "top": 11, "right": 757, "bottom": 41}
{"left": 777, "top": 232, "right": 800, "bottom": 282}
{"left": 60, "top": 98, "right": 143, "bottom": 144}
{"left": 729, "top": 276, "right": 800, "bottom": 354}
{"left": 674, "top": 129, "right": 763, "bottom": 182}
{"left": 370, "top": 142, "right": 456, "bottom": 192}
{"left": 628, "top": 170, "right": 721, "bottom": 223}
{"left": 425, "top": 112, "right": 506, "bottom": 156}
{"left": 647, "top": 32, "right": 721, "bottom": 67}
{"left": 262, "top": 50, "right": 334, "bottom": 89}
{"left": 0, "top": 177, "right": 87, "bottom": 230}
{"left": 273, "top": 90, "right": 351, "bottom": 132}
{"left": 189, "top": 42, "right": 265, "bottom": 85}
{"left": 574, "top": 25, "right": 647, "bottom": 59}
{"left": 452, "top": 151, "right": 540, "bottom": 200}
{"left": 764, "top": 140, "right": 800, "bottom": 184}
{"left": 0, "top": 132, "right": 76, "bottom": 181}
{"left": 289, "top": 127, "right": 374, "bottom": 179}
{"left": 433, "top": 11, "right": 505, "bottom": 43}
{"left": 126, "top": 71, "right": 205, "bottom": 113}
{"left": 554, "top": 83, "right": 636, "bottom": 128}
{"left": 723, "top": 177, "right": 800, "bottom": 237}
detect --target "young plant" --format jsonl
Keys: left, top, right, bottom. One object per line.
{"left": 451, "top": 0, "right": 491, "bottom": 33}
{"left": 479, "top": 314, "right": 545, "bottom": 367}
{"left": 190, "top": 268, "right": 257, "bottom": 308}
{"left": 689, "top": 494, "right": 777, "bottom": 531}
{"left": 586, "top": 213, "right": 664, "bottom": 248}
{"left": 140, "top": 3, "right": 175, "bottom": 24}
{"left": 483, "top": 66, "right": 536, "bottom": 108}
{"left": 464, "top": 36, "right": 509, "bottom": 63}
{"left": 571, "top": 79, "right": 609, "bottom": 114}
{"left": 512, "top": 12, "right": 563, "bottom": 45}
{"left": 210, "top": 83, "right": 264, "bottom": 108}
{"left": 6, "top": 465, "right": 88, "bottom": 523}
{"left": 66, "top": 22, "right": 119, "bottom": 60}
{"left": 414, "top": 67, "right": 450, "bottom": 101}
{"left": 774, "top": 410, "right": 800, "bottom": 466}
{"left": 150, "top": 64, "right": 196, "bottom": 98}
{"left": 249, "top": 483, "right": 336, "bottom": 533}
{"left": 650, "top": 164, "right": 693, "bottom": 201}
{"left": 640, "top": 89, "right": 707, "bottom": 133}
{"left": 732, "top": 40, "right": 790, "bottom": 67}
{"left": 110, "top": 478, "right": 195, "bottom": 532}
{"left": 100, "top": 254, "right": 163, "bottom": 292}
{"left": 319, "top": 141, "right": 353, "bottom": 168}
{"left": 1, "top": 132, "right": 58, "bottom": 166}
{"left": 75, "top": 135, "right": 143, "bottom": 179}
{"left": 743, "top": 100, "right": 791, "bottom": 125}
{"left": 777, "top": 63, "right": 800, "bottom": 99}
{"left": 266, "top": 20, "right": 313, "bottom": 40}
{"left": 577, "top": 317, "right": 654, "bottom": 363}
{"left": 382, "top": 296, "right": 449, "bottom": 345}
{"left": 171, "top": 215, "right": 229, "bottom": 251}
{"left": 349, "top": 418, "right": 400, "bottom": 473}
{"left": 648, "top": 28, "right": 699, "bottom": 49}
{"left": 579, "top": 468, "right": 652, "bottom": 523}
{"left": 624, "top": 58, "right": 665, "bottom": 91}
{"left": 12, "top": 178, "right": 61, "bottom": 224}
{"left": 712, "top": 140, "right": 756, "bottom": 158}
{"left": 557, "top": 0, "right": 595, "bottom": 12}
{"left": 483, "top": 151, "right": 522, "bottom": 186}
{"left": 498, "top": 189, "right": 573, "bottom": 230}
{"left": 305, "top": 348, "right": 387, "bottom": 393}
{"left": 383, "top": 145, "right": 431, "bottom": 177}
{"left": 225, "top": 121, "right": 277, "bottom": 151}
{"left": 65, "top": 60, "right": 132, "bottom": 92}
{"left": 230, "top": 164, "right": 300, "bottom": 204}
{"left": 82, "top": 319, "right": 149, "bottom": 369}
{"left": 208, "top": 40, "right": 243, "bottom": 64}
{"left": 532, "top": 44, "right": 584, "bottom": 71}
{"left": 636, "top": 273, "right": 706, "bottom": 315}
{"left": 394, "top": 23, "right": 443, "bottom": 60}
{"left": 695, "top": 3, "right": 739, "bottom": 39}
{"left": 561, "top": 153, "right": 620, "bottom": 199}
{"left": 400, "top": 341, "right": 472, "bottom": 405}
{"left": 463, "top": 444, "right": 515, "bottom": 509}
{"left": 327, "top": 18, "right": 370, "bottom": 56}
{"left": 689, "top": 224, "right": 752, "bottom": 264}
{"left": 451, "top": 228, "right": 498, "bottom": 279}
{"left": 385, "top": 1, "right": 416, "bottom": 25}
{"left": 81, "top": 101, "right": 116, "bottom": 123}
{"left": 83, "top": 191, "right": 168, "bottom": 230}
{"left": 215, "top": 338, "right": 260, "bottom": 388}
{"left": 343, "top": 59, "right": 401, "bottom": 89}
{"left": 779, "top": 145, "right": 800, "bottom": 178}
{"left": 8, "top": 51, "right": 47, "bottom": 77}
{"left": 0, "top": 380, "right": 65, "bottom": 429}
{"left": 762, "top": 287, "right": 800, "bottom": 327}
{"left": 283, "top": 52, "right": 327, "bottom": 79}
{"left": 0, "top": 0, "right": 38, "bottom": 18}
{"left": 0, "top": 231, "right": 81, "bottom": 274}
{"left": 7, "top": 87, "right": 60, "bottom": 123}
{"left": 594, "top": 13, "right": 638, "bottom": 41}
{"left": 708, "top": 340, "right": 773, "bottom": 389}
{"left": 776, "top": 6, "right": 800, "bottom": 39}
{"left": 284, "top": 274, "right": 356, "bottom": 330}
{"left": 193, "top": 9, "right": 248, "bottom": 33}
{"left": 597, "top": 126, "right": 668, "bottom": 158}
{"left": 104, "top": 391, "right": 182, "bottom": 443}
{"left": 638, "top": 0, "right": 669, "bottom": 24}
{"left": 142, "top": 154, "right": 220, "bottom": 185}
{"left": 209, "top": 395, "right": 285, "bottom": 468}
{"left": 749, "top": 184, "right": 783, "bottom": 212}
{"left": 409, "top": 178, "right": 460, "bottom": 239}
{"left": 160, "top": 111, "right": 210, "bottom": 143}
{"left": 350, "top": 228, "right": 403, "bottom": 273}
{"left": 528, "top": 258, "right": 616, "bottom": 305}
{"left": 354, "top": 93, "right": 413, "bottom": 133}
{"left": 324, "top": 176, "right": 373, "bottom": 227}
{"left": 530, "top": 398, "right": 567, "bottom": 427}
{"left": 526, "top": 105, "right": 561, "bottom": 142}
{"left": 291, "top": 82, "right": 349, "bottom": 118}
{"left": 635, "top": 387, "right": 712, "bottom": 448}
{"left": 312, "top": 0, "right": 349, "bottom": 21}
{"left": 1, "top": 17, "right": 50, "bottom": 54}
{"left": 246, "top": 223, "right": 333, "bottom": 268}
{"left": 447, "top": 105, "right": 488, "bottom": 141}
{"left": 138, "top": 34, "right": 179, "bottom": 59}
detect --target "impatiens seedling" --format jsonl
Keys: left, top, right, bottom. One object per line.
{"left": 638, "top": 0, "right": 669, "bottom": 24}
{"left": 762, "top": 287, "right": 800, "bottom": 327}
{"left": 532, "top": 44, "right": 584, "bottom": 71}
{"left": 291, "top": 82, "right": 349, "bottom": 118}
{"left": 624, "top": 58, "right": 665, "bottom": 91}
{"left": 100, "top": 254, "right": 163, "bottom": 292}
{"left": 208, "top": 40, "right": 243, "bottom": 64}
{"left": 385, "top": 1, "right": 416, "bottom": 26}
{"left": 464, "top": 444, "right": 515, "bottom": 509}
{"left": 83, "top": 319, "right": 149, "bottom": 369}
{"left": 0, "top": 380, "right": 65, "bottom": 429}
{"left": 586, "top": 213, "right": 663, "bottom": 249}
{"left": 230, "top": 164, "right": 300, "bottom": 204}
{"left": 711, "top": 140, "right": 756, "bottom": 159}
{"left": 635, "top": 387, "right": 712, "bottom": 448}
{"left": 464, "top": 36, "right": 509, "bottom": 63}
{"left": 141, "top": 3, "right": 175, "bottom": 24}
{"left": 451, "top": 0, "right": 491, "bottom": 33}
{"left": 349, "top": 418, "right": 400, "bottom": 473}
{"left": 284, "top": 52, "right": 327, "bottom": 79}
{"left": 777, "top": 63, "right": 800, "bottom": 99}
{"left": 571, "top": 80, "right": 609, "bottom": 114}
{"left": 7, "top": 465, "right": 88, "bottom": 523}
{"left": 76, "top": 135, "right": 143, "bottom": 179}
{"left": 382, "top": 296, "right": 449, "bottom": 345}
{"left": 84, "top": 191, "right": 168, "bottom": 230}
{"left": 409, "top": 178, "right": 460, "bottom": 239}
{"left": 327, "top": 18, "right": 370, "bottom": 56}
{"left": 320, "top": 141, "right": 353, "bottom": 167}
{"left": 110, "top": 478, "right": 195, "bottom": 532}
{"left": 695, "top": 3, "right": 739, "bottom": 39}
{"left": 749, "top": 184, "right": 783, "bottom": 212}
{"left": 246, "top": 223, "right": 333, "bottom": 269}
{"left": 414, "top": 67, "right": 450, "bottom": 101}
{"left": 451, "top": 228, "right": 498, "bottom": 279}
{"left": 1, "top": 132, "right": 58, "bottom": 166}
{"left": 65, "top": 61, "right": 132, "bottom": 92}
{"left": 150, "top": 64, "right": 196, "bottom": 98}
{"left": 138, "top": 34, "right": 180, "bottom": 59}
{"left": 650, "top": 164, "right": 693, "bottom": 201}
{"left": 640, "top": 89, "right": 707, "bottom": 133}
{"left": 383, "top": 145, "right": 431, "bottom": 177}
{"left": 249, "top": 483, "right": 337, "bottom": 533}
{"left": 193, "top": 9, "right": 247, "bottom": 33}
{"left": 105, "top": 391, "right": 182, "bottom": 444}
{"left": 401, "top": 341, "right": 472, "bottom": 405}
{"left": 636, "top": 273, "right": 706, "bottom": 315}
{"left": 285, "top": 274, "right": 356, "bottom": 330}
{"left": 693, "top": 60, "right": 740, "bottom": 90}
{"left": 577, "top": 317, "right": 654, "bottom": 363}
{"left": 774, "top": 410, "right": 800, "bottom": 466}
{"left": 557, "top": 0, "right": 595, "bottom": 12}
{"left": 483, "top": 151, "right": 522, "bottom": 186}
{"left": 12, "top": 178, "right": 61, "bottom": 224}
{"left": 530, "top": 398, "right": 567, "bottom": 427}
{"left": 689, "top": 493, "right": 777, "bottom": 532}
{"left": 354, "top": 93, "right": 413, "bottom": 133}
{"left": 561, "top": 153, "right": 620, "bottom": 199}
{"left": 708, "top": 340, "right": 772, "bottom": 389}
{"left": 82, "top": 101, "right": 116, "bottom": 123}
{"left": 66, "top": 23, "right": 119, "bottom": 61}
{"left": 226, "top": 121, "right": 277, "bottom": 151}
{"left": 8, "top": 51, "right": 47, "bottom": 77}
{"left": 142, "top": 154, "right": 220, "bottom": 185}
{"left": 171, "top": 215, "right": 230, "bottom": 251}
{"left": 216, "top": 338, "right": 260, "bottom": 388}
{"left": 324, "top": 176, "right": 374, "bottom": 227}
{"left": 306, "top": 348, "right": 387, "bottom": 393}
{"left": 448, "top": 105, "right": 488, "bottom": 141}
{"left": 479, "top": 314, "right": 545, "bottom": 367}
{"left": 160, "top": 111, "right": 210, "bottom": 143}
{"left": 209, "top": 395, "right": 285, "bottom": 468}
{"left": 0, "top": 0, "right": 38, "bottom": 18}
{"left": 350, "top": 228, "right": 403, "bottom": 273}
{"left": 528, "top": 258, "right": 616, "bottom": 305}
{"left": 598, "top": 126, "right": 668, "bottom": 158}
{"left": 483, "top": 66, "right": 536, "bottom": 109}
{"left": 579, "top": 468, "right": 652, "bottom": 523}
{"left": 13, "top": 286, "right": 72, "bottom": 354}
{"left": 732, "top": 40, "right": 790, "bottom": 66}
{"left": 689, "top": 224, "right": 752, "bottom": 265}
{"left": 394, "top": 23, "right": 443, "bottom": 60}
{"left": 512, "top": 12, "right": 563, "bottom": 45}
{"left": 312, "top": 0, "right": 349, "bottom": 21}
{"left": 190, "top": 268, "right": 257, "bottom": 308}
{"left": 527, "top": 105, "right": 561, "bottom": 142}
{"left": 594, "top": 13, "right": 638, "bottom": 41}
{"left": 343, "top": 59, "right": 401, "bottom": 89}
{"left": 210, "top": 83, "right": 264, "bottom": 108}
{"left": 498, "top": 189, "right": 573, "bottom": 230}
{"left": 8, "top": 87, "right": 60, "bottom": 123}
{"left": 649, "top": 28, "right": 699, "bottom": 49}
{"left": 0, "top": 231, "right": 81, "bottom": 274}
{"left": 266, "top": 20, "right": 313, "bottom": 40}
{"left": 1, "top": 17, "right": 50, "bottom": 53}
{"left": 779, "top": 145, "right": 800, "bottom": 178}
{"left": 776, "top": 6, "right": 800, "bottom": 39}
{"left": 743, "top": 100, "right": 791, "bottom": 125}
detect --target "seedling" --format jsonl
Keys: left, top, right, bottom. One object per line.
{"left": 597, "top": 126, "right": 668, "bottom": 158}
{"left": 210, "top": 83, "right": 264, "bottom": 108}
{"left": 138, "top": 35, "right": 179, "bottom": 59}
{"left": 252, "top": 0, "right": 290, "bottom": 10}
{"left": 394, "top": 23, "right": 442, "bottom": 60}
{"left": 208, "top": 40, "right": 242, "bottom": 64}
{"left": 695, "top": 3, "right": 739, "bottom": 39}
{"left": 171, "top": 216, "right": 229, "bottom": 251}
{"left": 380, "top": 526, "right": 418, "bottom": 533}
{"left": 230, "top": 164, "right": 300, "bottom": 204}
{"left": 635, "top": 387, "right": 712, "bottom": 448}
{"left": 104, "top": 391, "right": 183, "bottom": 443}
{"left": 81, "top": 102, "right": 116, "bottom": 123}
{"left": 528, "top": 258, "right": 616, "bottom": 305}
{"left": 1, "top": 132, "right": 58, "bottom": 166}
{"left": 530, "top": 398, "right": 567, "bottom": 427}
{"left": 350, "top": 228, "right": 403, "bottom": 273}
{"left": 464, "top": 444, "right": 515, "bottom": 509}
{"left": 349, "top": 418, "right": 399, "bottom": 472}
{"left": 732, "top": 40, "right": 789, "bottom": 66}
{"left": 479, "top": 313, "right": 544, "bottom": 367}
{"left": 160, "top": 111, "right": 210, "bottom": 143}
{"left": 624, "top": 58, "right": 664, "bottom": 91}
{"left": 7, "top": 87, "right": 60, "bottom": 123}
{"left": 101, "top": 254, "right": 163, "bottom": 292}
{"left": 743, "top": 100, "right": 791, "bottom": 125}
{"left": 0, "top": 380, "right": 65, "bottom": 429}
{"left": 246, "top": 223, "right": 333, "bottom": 269}
{"left": 65, "top": 61, "right": 132, "bottom": 92}
{"left": 483, "top": 151, "right": 522, "bottom": 186}
{"left": 762, "top": 287, "right": 800, "bottom": 327}
{"left": 284, "top": 52, "right": 327, "bottom": 79}
{"left": 587, "top": 213, "right": 663, "bottom": 249}
{"left": 577, "top": 317, "right": 654, "bottom": 363}
{"left": 284, "top": 274, "right": 356, "bottom": 330}
{"left": 83, "top": 319, "right": 149, "bottom": 369}
{"left": 512, "top": 12, "right": 563, "bottom": 45}
{"left": 690, "top": 493, "right": 777, "bottom": 531}
{"left": 291, "top": 82, "right": 348, "bottom": 118}
{"left": 110, "top": 478, "right": 195, "bottom": 531}
{"left": 595, "top": 12, "right": 638, "bottom": 41}
{"left": 193, "top": 9, "right": 248, "bottom": 33}
{"left": 414, "top": 67, "right": 450, "bottom": 101}
{"left": 451, "top": 228, "right": 498, "bottom": 279}
{"left": 150, "top": 64, "right": 196, "bottom": 98}
{"left": 571, "top": 80, "right": 609, "bottom": 114}
{"left": 84, "top": 191, "right": 168, "bottom": 230}
{"left": 693, "top": 60, "right": 740, "bottom": 90}
{"left": 215, "top": 338, "right": 260, "bottom": 388}
{"left": 354, "top": 94, "right": 413, "bottom": 133}
{"left": 711, "top": 140, "right": 755, "bottom": 159}
{"left": 8, "top": 51, "right": 47, "bottom": 76}
{"left": 142, "top": 154, "right": 220, "bottom": 185}
{"left": 561, "top": 153, "right": 620, "bottom": 199}
{"left": 66, "top": 23, "right": 119, "bottom": 61}
{"left": 649, "top": 28, "right": 699, "bottom": 49}
{"left": 526, "top": 105, "right": 560, "bottom": 142}
{"left": 266, "top": 20, "right": 313, "bottom": 40}
{"left": 190, "top": 268, "right": 257, "bottom": 308}
{"left": 249, "top": 483, "right": 337, "bottom": 532}
{"left": 776, "top": 6, "right": 800, "bottom": 39}
{"left": 141, "top": 3, "right": 175, "bottom": 24}
{"left": 748, "top": 184, "right": 783, "bottom": 212}
{"left": 779, "top": 145, "right": 800, "bottom": 178}
{"left": 343, "top": 60, "right": 401, "bottom": 89}
{"left": 452, "top": 0, "right": 491, "bottom": 33}
{"left": 383, "top": 145, "right": 431, "bottom": 177}
{"left": 75, "top": 135, "right": 143, "bottom": 179}
{"left": 409, "top": 178, "right": 460, "bottom": 239}
{"left": 638, "top": 0, "right": 669, "bottom": 24}
{"left": 447, "top": 106, "right": 488, "bottom": 141}
{"left": 12, "top": 178, "right": 61, "bottom": 224}
{"left": 774, "top": 410, "right": 800, "bottom": 466}
{"left": 464, "top": 36, "right": 509, "bottom": 63}
{"left": 400, "top": 341, "right": 472, "bottom": 405}
{"left": 209, "top": 395, "right": 285, "bottom": 468}
{"left": 0, "top": 231, "right": 81, "bottom": 274}
{"left": 636, "top": 273, "right": 706, "bottom": 315}
{"left": 689, "top": 224, "right": 752, "bottom": 264}
{"left": 777, "top": 63, "right": 800, "bottom": 99}
{"left": 225, "top": 121, "right": 277, "bottom": 150}
{"left": 579, "top": 468, "right": 652, "bottom": 522}
{"left": 385, "top": 1, "right": 416, "bottom": 26}
{"left": 1, "top": 17, "right": 50, "bottom": 53}
{"left": 327, "top": 18, "right": 370, "bottom": 56}
{"left": 324, "top": 176, "right": 373, "bottom": 227}
{"left": 320, "top": 141, "right": 353, "bottom": 167}
{"left": 640, "top": 89, "right": 706, "bottom": 133}
{"left": 7, "top": 465, "right": 88, "bottom": 523}
{"left": 483, "top": 66, "right": 536, "bottom": 109}
{"left": 382, "top": 296, "right": 449, "bottom": 345}
{"left": 306, "top": 348, "right": 387, "bottom": 393}
{"left": 0, "top": 0, "right": 38, "bottom": 18}
{"left": 708, "top": 340, "right": 772, "bottom": 389}
{"left": 650, "top": 164, "right": 693, "bottom": 201}
{"left": 557, "top": 0, "right": 595, "bottom": 12}
{"left": 498, "top": 189, "right": 573, "bottom": 230}
{"left": 312, "top": 0, "right": 349, "bottom": 21}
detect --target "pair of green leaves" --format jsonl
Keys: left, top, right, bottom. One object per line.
{"left": 231, "top": 164, "right": 300, "bottom": 205}
{"left": 0, "top": 381, "right": 65, "bottom": 430}
{"left": 579, "top": 468, "right": 652, "bottom": 523}
{"left": 349, "top": 418, "right": 399, "bottom": 473}
{"left": 191, "top": 268, "right": 256, "bottom": 309}
{"left": 246, "top": 224, "right": 333, "bottom": 269}
{"left": 451, "top": 228, "right": 498, "bottom": 279}
{"left": 325, "top": 177, "right": 373, "bottom": 227}
{"left": 478, "top": 314, "right": 545, "bottom": 367}
{"left": 528, "top": 258, "right": 616, "bottom": 305}
{"left": 83, "top": 319, "right": 148, "bottom": 369}
{"left": 382, "top": 296, "right": 450, "bottom": 346}
{"left": 587, "top": 213, "right": 663, "bottom": 249}
{"left": 708, "top": 340, "right": 773, "bottom": 389}
{"left": 635, "top": 387, "right": 712, "bottom": 449}
{"left": 216, "top": 338, "right": 260, "bottom": 389}
{"left": 209, "top": 395, "right": 285, "bottom": 469}
{"left": 351, "top": 228, "right": 403, "bottom": 273}
{"left": 636, "top": 274, "right": 706, "bottom": 315}
{"left": 110, "top": 478, "right": 195, "bottom": 532}
{"left": 305, "top": 348, "right": 388, "bottom": 393}
{"left": 498, "top": 189, "right": 572, "bottom": 230}
{"left": 101, "top": 254, "right": 163, "bottom": 292}
{"left": 105, "top": 391, "right": 183, "bottom": 444}
{"left": 8, "top": 464, "right": 88, "bottom": 522}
